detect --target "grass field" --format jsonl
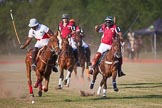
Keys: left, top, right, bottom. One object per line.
{"left": 0, "top": 55, "right": 162, "bottom": 108}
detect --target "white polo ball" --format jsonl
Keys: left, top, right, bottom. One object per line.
{"left": 32, "top": 100, "right": 35, "bottom": 104}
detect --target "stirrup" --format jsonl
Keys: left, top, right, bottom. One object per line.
{"left": 52, "top": 66, "right": 58, "bottom": 72}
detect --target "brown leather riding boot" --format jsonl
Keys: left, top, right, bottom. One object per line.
{"left": 89, "top": 52, "right": 101, "bottom": 74}
{"left": 85, "top": 47, "right": 91, "bottom": 66}
{"left": 52, "top": 55, "right": 58, "bottom": 72}
{"left": 118, "top": 57, "right": 126, "bottom": 77}
{"left": 31, "top": 47, "right": 38, "bottom": 71}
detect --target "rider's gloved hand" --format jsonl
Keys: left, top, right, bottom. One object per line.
{"left": 121, "top": 42, "right": 125, "bottom": 47}
{"left": 20, "top": 45, "right": 24, "bottom": 49}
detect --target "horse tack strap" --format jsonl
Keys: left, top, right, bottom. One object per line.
{"left": 105, "top": 61, "right": 113, "bottom": 64}
{"left": 38, "top": 56, "right": 54, "bottom": 66}
{"left": 105, "top": 60, "right": 119, "bottom": 65}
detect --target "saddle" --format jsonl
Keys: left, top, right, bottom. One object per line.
{"left": 96, "top": 50, "right": 108, "bottom": 66}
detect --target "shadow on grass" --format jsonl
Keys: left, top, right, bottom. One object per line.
{"left": 90, "top": 94, "right": 162, "bottom": 101}
{"left": 118, "top": 82, "right": 162, "bottom": 89}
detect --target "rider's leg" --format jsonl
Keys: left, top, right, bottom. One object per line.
{"left": 84, "top": 47, "right": 91, "bottom": 66}
{"left": 118, "top": 57, "right": 126, "bottom": 77}
{"left": 82, "top": 40, "right": 91, "bottom": 66}
{"left": 89, "top": 52, "right": 101, "bottom": 74}
{"left": 73, "top": 49, "right": 80, "bottom": 66}
{"left": 31, "top": 47, "right": 38, "bottom": 70}
{"left": 52, "top": 54, "right": 58, "bottom": 72}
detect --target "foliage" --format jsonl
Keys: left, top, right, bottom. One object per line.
{"left": 0, "top": 0, "right": 162, "bottom": 54}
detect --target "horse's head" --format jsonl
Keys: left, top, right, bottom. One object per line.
{"left": 111, "top": 39, "right": 122, "bottom": 59}
{"left": 75, "top": 32, "right": 82, "bottom": 47}
{"left": 47, "top": 36, "right": 60, "bottom": 55}
{"left": 61, "top": 38, "right": 69, "bottom": 49}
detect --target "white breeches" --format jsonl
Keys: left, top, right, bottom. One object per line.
{"left": 34, "top": 39, "right": 49, "bottom": 48}
{"left": 97, "top": 43, "right": 111, "bottom": 54}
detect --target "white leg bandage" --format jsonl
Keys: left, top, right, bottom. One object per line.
{"left": 58, "top": 78, "right": 62, "bottom": 87}
{"left": 97, "top": 86, "right": 102, "bottom": 96}
{"left": 65, "top": 71, "right": 71, "bottom": 79}
{"left": 103, "top": 89, "right": 107, "bottom": 97}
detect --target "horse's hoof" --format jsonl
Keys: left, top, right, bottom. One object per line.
{"left": 90, "top": 83, "right": 94, "bottom": 89}
{"left": 30, "top": 93, "right": 34, "bottom": 97}
{"left": 66, "top": 84, "right": 70, "bottom": 87}
{"left": 64, "top": 79, "right": 67, "bottom": 85}
{"left": 38, "top": 91, "right": 42, "bottom": 97}
{"left": 114, "top": 88, "right": 119, "bottom": 92}
{"left": 56, "top": 85, "right": 62, "bottom": 89}
{"left": 102, "top": 95, "right": 107, "bottom": 99}
{"left": 33, "top": 83, "right": 38, "bottom": 88}
{"left": 42, "top": 86, "right": 48, "bottom": 92}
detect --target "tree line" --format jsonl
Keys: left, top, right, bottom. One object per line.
{"left": 0, "top": 0, "right": 162, "bottom": 54}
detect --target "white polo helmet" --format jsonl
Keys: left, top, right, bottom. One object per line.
{"left": 28, "top": 18, "right": 39, "bottom": 27}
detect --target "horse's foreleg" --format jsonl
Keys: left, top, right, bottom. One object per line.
{"left": 26, "top": 61, "right": 34, "bottom": 96}
{"left": 97, "top": 77, "right": 105, "bottom": 96}
{"left": 58, "top": 67, "right": 64, "bottom": 89}
{"left": 112, "top": 70, "right": 118, "bottom": 92}
{"left": 35, "top": 69, "right": 43, "bottom": 96}
{"left": 64, "top": 70, "right": 72, "bottom": 87}
{"left": 102, "top": 76, "right": 108, "bottom": 97}
{"left": 90, "top": 69, "right": 99, "bottom": 89}
{"left": 43, "top": 73, "right": 50, "bottom": 92}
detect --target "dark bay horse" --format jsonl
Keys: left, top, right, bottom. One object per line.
{"left": 90, "top": 38, "right": 122, "bottom": 97}
{"left": 57, "top": 38, "right": 76, "bottom": 89}
{"left": 74, "top": 32, "right": 91, "bottom": 81}
{"left": 25, "top": 36, "right": 60, "bottom": 99}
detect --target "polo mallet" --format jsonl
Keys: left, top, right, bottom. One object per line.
{"left": 10, "top": 9, "right": 21, "bottom": 45}
{"left": 123, "top": 13, "right": 139, "bottom": 37}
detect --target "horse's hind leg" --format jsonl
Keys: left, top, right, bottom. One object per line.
{"left": 35, "top": 69, "right": 43, "bottom": 97}
{"left": 81, "top": 64, "right": 85, "bottom": 80}
{"left": 112, "top": 71, "right": 118, "bottom": 92}
{"left": 85, "top": 62, "right": 91, "bottom": 81}
{"left": 26, "top": 60, "right": 34, "bottom": 102}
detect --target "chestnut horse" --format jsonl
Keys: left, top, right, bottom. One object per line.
{"left": 75, "top": 32, "right": 91, "bottom": 80}
{"left": 57, "top": 38, "right": 76, "bottom": 89}
{"left": 90, "top": 38, "right": 122, "bottom": 97}
{"left": 25, "top": 36, "right": 60, "bottom": 98}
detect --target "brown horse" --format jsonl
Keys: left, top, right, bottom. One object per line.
{"left": 57, "top": 38, "right": 76, "bottom": 89}
{"left": 25, "top": 36, "right": 60, "bottom": 98}
{"left": 74, "top": 32, "right": 91, "bottom": 80}
{"left": 90, "top": 38, "right": 122, "bottom": 97}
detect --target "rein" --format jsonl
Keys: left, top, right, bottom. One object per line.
{"left": 38, "top": 39, "right": 59, "bottom": 65}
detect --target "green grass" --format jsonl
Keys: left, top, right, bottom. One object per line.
{"left": 0, "top": 60, "right": 162, "bottom": 108}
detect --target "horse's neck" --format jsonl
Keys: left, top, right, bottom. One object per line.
{"left": 62, "top": 45, "right": 72, "bottom": 53}
{"left": 41, "top": 46, "right": 53, "bottom": 59}
{"left": 105, "top": 49, "right": 115, "bottom": 61}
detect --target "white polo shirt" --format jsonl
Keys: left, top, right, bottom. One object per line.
{"left": 28, "top": 24, "right": 50, "bottom": 48}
